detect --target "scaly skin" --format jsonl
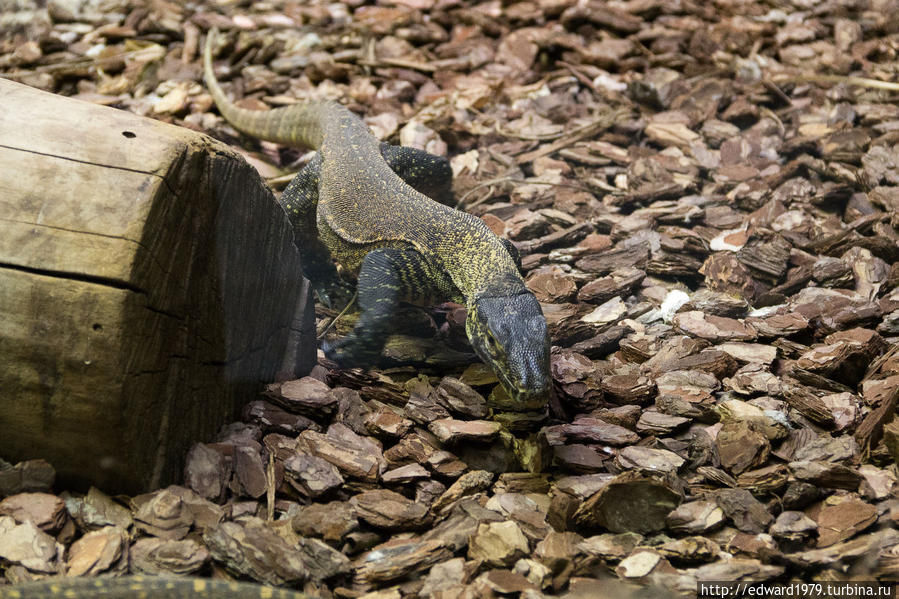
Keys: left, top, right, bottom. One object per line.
{"left": 0, "top": 576, "right": 312, "bottom": 599}
{"left": 203, "top": 29, "right": 550, "bottom": 408}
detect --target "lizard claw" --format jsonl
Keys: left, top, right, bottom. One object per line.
{"left": 313, "top": 282, "right": 337, "bottom": 309}
{"left": 313, "top": 280, "right": 355, "bottom": 310}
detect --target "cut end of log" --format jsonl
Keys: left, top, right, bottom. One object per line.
{"left": 0, "top": 78, "right": 316, "bottom": 494}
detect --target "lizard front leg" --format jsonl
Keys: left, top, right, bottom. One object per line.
{"left": 323, "top": 247, "right": 433, "bottom": 367}
{"left": 280, "top": 154, "right": 352, "bottom": 307}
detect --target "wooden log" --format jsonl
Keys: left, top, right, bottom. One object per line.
{"left": 0, "top": 78, "right": 316, "bottom": 494}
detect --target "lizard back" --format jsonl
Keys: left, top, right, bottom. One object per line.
{"left": 203, "top": 31, "right": 518, "bottom": 295}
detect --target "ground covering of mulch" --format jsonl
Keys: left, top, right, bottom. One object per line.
{"left": 2, "top": 0, "right": 899, "bottom": 596}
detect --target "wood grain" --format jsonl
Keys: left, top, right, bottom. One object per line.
{"left": 0, "top": 78, "right": 316, "bottom": 493}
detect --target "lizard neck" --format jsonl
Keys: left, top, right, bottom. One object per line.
{"left": 437, "top": 222, "right": 525, "bottom": 304}
{"left": 470, "top": 271, "right": 528, "bottom": 302}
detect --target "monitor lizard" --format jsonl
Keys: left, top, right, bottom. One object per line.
{"left": 203, "top": 29, "right": 551, "bottom": 409}
{"left": 0, "top": 26, "right": 556, "bottom": 599}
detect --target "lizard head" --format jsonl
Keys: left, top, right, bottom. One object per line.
{"left": 466, "top": 291, "right": 551, "bottom": 410}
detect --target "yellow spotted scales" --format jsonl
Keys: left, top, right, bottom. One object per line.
{"left": 203, "top": 29, "right": 550, "bottom": 408}
{"left": 0, "top": 28, "right": 554, "bottom": 599}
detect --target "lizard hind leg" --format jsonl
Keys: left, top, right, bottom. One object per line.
{"left": 380, "top": 143, "right": 455, "bottom": 207}
{"left": 500, "top": 238, "right": 523, "bottom": 274}
{"left": 323, "top": 247, "right": 432, "bottom": 368}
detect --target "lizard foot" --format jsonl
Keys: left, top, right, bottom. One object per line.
{"left": 322, "top": 336, "right": 381, "bottom": 368}
{"left": 313, "top": 279, "right": 356, "bottom": 310}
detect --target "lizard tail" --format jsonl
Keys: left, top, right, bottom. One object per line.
{"left": 203, "top": 28, "right": 325, "bottom": 149}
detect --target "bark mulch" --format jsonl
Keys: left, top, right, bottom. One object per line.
{"left": 2, "top": 0, "right": 899, "bottom": 596}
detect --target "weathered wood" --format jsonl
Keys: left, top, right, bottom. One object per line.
{"left": 0, "top": 78, "right": 315, "bottom": 493}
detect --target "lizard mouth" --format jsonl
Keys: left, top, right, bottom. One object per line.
{"left": 511, "top": 385, "right": 550, "bottom": 410}
{"left": 491, "top": 375, "right": 550, "bottom": 411}
{"left": 500, "top": 355, "right": 551, "bottom": 411}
